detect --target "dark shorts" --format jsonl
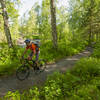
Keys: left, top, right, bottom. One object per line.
{"left": 29, "top": 51, "right": 39, "bottom": 61}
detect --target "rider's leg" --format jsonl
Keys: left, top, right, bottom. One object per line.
{"left": 28, "top": 52, "right": 33, "bottom": 60}
{"left": 35, "top": 51, "right": 39, "bottom": 69}
{"left": 36, "top": 51, "right": 39, "bottom": 62}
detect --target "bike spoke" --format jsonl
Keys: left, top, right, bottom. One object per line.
{"left": 16, "top": 65, "right": 30, "bottom": 81}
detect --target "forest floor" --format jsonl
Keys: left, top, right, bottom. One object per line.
{"left": 0, "top": 47, "right": 92, "bottom": 97}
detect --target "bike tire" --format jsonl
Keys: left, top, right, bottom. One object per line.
{"left": 38, "top": 59, "right": 46, "bottom": 72}
{"left": 34, "top": 59, "right": 46, "bottom": 74}
{"left": 16, "top": 65, "right": 30, "bottom": 81}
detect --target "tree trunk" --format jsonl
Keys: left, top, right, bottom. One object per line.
{"left": 0, "top": 0, "right": 13, "bottom": 48}
{"left": 89, "top": 0, "right": 95, "bottom": 45}
{"left": 50, "top": 0, "right": 57, "bottom": 49}
{"left": 89, "top": 20, "right": 92, "bottom": 45}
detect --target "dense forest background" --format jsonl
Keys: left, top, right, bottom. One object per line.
{"left": 0, "top": 0, "right": 100, "bottom": 47}
{"left": 0, "top": 0, "right": 100, "bottom": 99}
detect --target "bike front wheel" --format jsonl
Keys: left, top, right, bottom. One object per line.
{"left": 16, "top": 65, "right": 30, "bottom": 81}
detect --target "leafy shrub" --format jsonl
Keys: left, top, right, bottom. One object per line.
{"left": 2, "top": 87, "right": 40, "bottom": 100}
{"left": 69, "top": 37, "right": 88, "bottom": 51}
{"left": 0, "top": 46, "right": 23, "bottom": 75}
{"left": 71, "top": 58, "right": 100, "bottom": 81}
{"left": 0, "top": 38, "right": 86, "bottom": 76}
{"left": 1, "top": 57, "right": 100, "bottom": 100}
{"left": 92, "top": 42, "right": 100, "bottom": 58}
{"left": 69, "top": 84, "right": 100, "bottom": 100}
{"left": 40, "top": 40, "right": 84, "bottom": 62}
{"left": 3, "top": 91, "right": 21, "bottom": 100}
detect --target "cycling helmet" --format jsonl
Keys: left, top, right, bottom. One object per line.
{"left": 24, "top": 39, "right": 30, "bottom": 43}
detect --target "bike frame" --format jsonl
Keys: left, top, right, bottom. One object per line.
{"left": 22, "top": 59, "right": 36, "bottom": 69}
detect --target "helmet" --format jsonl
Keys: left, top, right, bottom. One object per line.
{"left": 24, "top": 39, "right": 30, "bottom": 43}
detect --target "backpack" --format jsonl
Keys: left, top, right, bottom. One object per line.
{"left": 32, "top": 42, "right": 40, "bottom": 51}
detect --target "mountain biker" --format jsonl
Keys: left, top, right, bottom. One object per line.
{"left": 21, "top": 39, "right": 40, "bottom": 67}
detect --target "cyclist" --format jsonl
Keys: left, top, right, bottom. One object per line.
{"left": 21, "top": 39, "right": 40, "bottom": 68}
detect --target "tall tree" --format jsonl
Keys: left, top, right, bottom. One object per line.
{"left": 50, "top": 0, "right": 57, "bottom": 49}
{"left": 0, "top": 0, "right": 13, "bottom": 48}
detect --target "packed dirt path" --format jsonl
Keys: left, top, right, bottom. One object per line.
{"left": 0, "top": 47, "right": 92, "bottom": 97}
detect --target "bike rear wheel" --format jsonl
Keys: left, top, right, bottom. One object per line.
{"left": 16, "top": 65, "right": 30, "bottom": 81}
{"left": 38, "top": 59, "right": 46, "bottom": 72}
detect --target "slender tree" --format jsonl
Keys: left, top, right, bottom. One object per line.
{"left": 0, "top": 0, "right": 13, "bottom": 48}
{"left": 50, "top": 0, "right": 57, "bottom": 49}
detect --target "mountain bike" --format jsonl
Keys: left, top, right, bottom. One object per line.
{"left": 16, "top": 58, "right": 46, "bottom": 81}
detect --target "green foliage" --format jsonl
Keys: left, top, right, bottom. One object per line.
{"left": 2, "top": 87, "right": 40, "bottom": 100}
{"left": 70, "top": 37, "right": 88, "bottom": 51}
{"left": 69, "top": 84, "right": 100, "bottom": 100}
{"left": 92, "top": 42, "right": 100, "bottom": 58}
{"left": 68, "top": 0, "right": 100, "bottom": 44}
{"left": 40, "top": 40, "right": 84, "bottom": 63}
{"left": 41, "top": 57, "right": 100, "bottom": 100}
{"left": 0, "top": 45, "right": 25, "bottom": 76}
{"left": 1, "top": 57, "right": 100, "bottom": 100}
{"left": 0, "top": 38, "right": 86, "bottom": 76}
{"left": 20, "top": 87, "right": 40, "bottom": 100}
{"left": 19, "top": 7, "right": 38, "bottom": 39}
{"left": 32, "top": 35, "right": 40, "bottom": 39}
{"left": 0, "top": 47, "right": 17, "bottom": 75}
{"left": 43, "top": 80, "right": 63, "bottom": 100}
{"left": 71, "top": 58, "right": 100, "bottom": 80}
{"left": 3, "top": 58, "right": 100, "bottom": 99}
{"left": 4, "top": 91, "right": 21, "bottom": 100}
{"left": 1, "top": 0, "right": 100, "bottom": 99}
{"left": 58, "top": 41, "right": 78, "bottom": 56}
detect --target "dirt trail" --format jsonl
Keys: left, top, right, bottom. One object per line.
{"left": 0, "top": 48, "right": 92, "bottom": 97}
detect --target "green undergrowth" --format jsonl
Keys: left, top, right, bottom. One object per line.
{"left": 1, "top": 57, "right": 100, "bottom": 100}
{"left": 0, "top": 40, "right": 86, "bottom": 76}
{"left": 92, "top": 42, "right": 100, "bottom": 58}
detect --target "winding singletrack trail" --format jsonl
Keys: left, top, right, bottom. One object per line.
{"left": 0, "top": 48, "right": 92, "bottom": 97}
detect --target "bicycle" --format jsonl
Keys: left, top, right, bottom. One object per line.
{"left": 16, "top": 58, "right": 46, "bottom": 81}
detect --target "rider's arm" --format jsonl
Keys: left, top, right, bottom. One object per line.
{"left": 23, "top": 49, "right": 27, "bottom": 55}
{"left": 22, "top": 48, "right": 28, "bottom": 58}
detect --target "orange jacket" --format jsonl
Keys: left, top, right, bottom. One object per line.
{"left": 26, "top": 43, "right": 36, "bottom": 53}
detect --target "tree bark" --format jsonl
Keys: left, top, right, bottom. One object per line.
{"left": 50, "top": 0, "right": 57, "bottom": 49}
{"left": 0, "top": 0, "right": 13, "bottom": 48}
{"left": 89, "top": 0, "right": 95, "bottom": 45}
